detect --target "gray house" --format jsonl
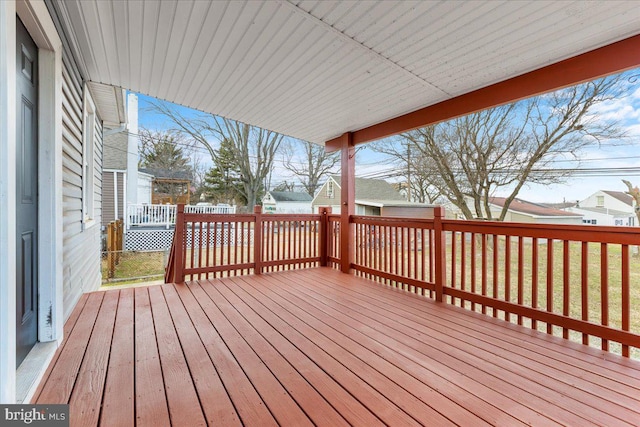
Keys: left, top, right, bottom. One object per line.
{"left": 102, "top": 93, "right": 154, "bottom": 227}
{"left": 0, "top": 1, "right": 125, "bottom": 403}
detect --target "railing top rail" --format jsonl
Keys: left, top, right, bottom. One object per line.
{"left": 351, "top": 215, "right": 436, "bottom": 227}
{"left": 182, "top": 213, "right": 257, "bottom": 222}
{"left": 442, "top": 218, "right": 640, "bottom": 245}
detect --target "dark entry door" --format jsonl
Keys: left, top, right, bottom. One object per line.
{"left": 16, "top": 17, "right": 39, "bottom": 367}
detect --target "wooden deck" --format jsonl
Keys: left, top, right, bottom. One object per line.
{"left": 33, "top": 267, "right": 640, "bottom": 426}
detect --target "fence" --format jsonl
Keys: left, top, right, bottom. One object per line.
{"left": 126, "top": 204, "right": 237, "bottom": 229}
{"left": 104, "top": 219, "right": 124, "bottom": 279}
{"left": 165, "top": 206, "right": 330, "bottom": 283}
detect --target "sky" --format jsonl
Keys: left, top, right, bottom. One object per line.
{"left": 136, "top": 69, "right": 640, "bottom": 204}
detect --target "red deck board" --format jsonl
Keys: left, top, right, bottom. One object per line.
{"left": 239, "top": 273, "right": 552, "bottom": 426}
{"left": 202, "top": 282, "right": 350, "bottom": 427}
{"left": 134, "top": 287, "right": 170, "bottom": 427}
{"left": 100, "top": 288, "right": 135, "bottom": 427}
{"left": 36, "top": 292, "right": 105, "bottom": 404}
{"left": 33, "top": 267, "right": 640, "bottom": 426}
{"left": 227, "top": 275, "right": 486, "bottom": 426}
{"left": 172, "top": 283, "right": 278, "bottom": 426}
{"left": 147, "top": 286, "right": 207, "bottom": 427}
{"left": 187, "top": 281, "right": 314, "bottom": 427}
{"left": 160, "top": 284, "right": 241, "bottom": 426}
{"left": 68, "top": 290, "right": 119, "bottom": 427}
{"left": 31, "top": 293, "right": 89, "bottom": 403}
{"left": 299, "top": 269, "right": 640, "bottom": 425}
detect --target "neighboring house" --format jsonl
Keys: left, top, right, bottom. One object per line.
{"left": 101, "top": 93, "right": 153, "bottom": 227}
{"left": 1, "top": 2, "right": 126, "bottom": 402}
{"left": 488, "top": 198, "right": 583, "bottom": 224}
{"left": 578, "top": 190, "right": 635, "bottom": 212}
{"left": 564, "top": 206, "right": 636, "bottom": 226}
{"left": 312, "top": 176, "right": 435, "bottom": 218}
{"left": 262, "top": 191, "right": 313, "bottom": 214}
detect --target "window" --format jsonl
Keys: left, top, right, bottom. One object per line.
{"left": 596, "top": 195, "right": 604, "bottom": 207}
{"left": 327, "top": 180, "right": 334, "bottom": 198}
{"left": 82, "top": 85, "right": 96, "bottom": 227}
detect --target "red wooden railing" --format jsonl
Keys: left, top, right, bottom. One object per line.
{"left": 165, "top": 205, "right": 332, "bottom": 283}
{"left": 167, "top": 204, "right": 640, "bottom": 358}
{"left": 349, "top": 207, "right": 640, "bottom": 358}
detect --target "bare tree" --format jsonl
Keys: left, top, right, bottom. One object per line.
{"left": 622, "top": 179, "right": 640, "bottom": 225}
{"left": 395, "top": 76, "right": 625, "bottom": 220}
{"left": 282, "top": 139, "right": 339, "bottom": 196}
{"left": 371, "top": 138, "right": 444, "bottom": 203}
{"left": 148, "top": 101, "right": 283, "bottom": 210}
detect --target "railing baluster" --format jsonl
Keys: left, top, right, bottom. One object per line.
{"left": 460, "top": 232, "right": 466, "bottom": 308}
{"left": 532, "top": 237, "right": 538, "bottom": 330}
{"left": 563, "top": 240, "right": 570, "bottom": 339}
{"left": 451, "top": 231, "right": 457, "bottom": 297}
{"left": 581, "top": 241, "right": 589, "bottom": 344}
{"left": 622, "top": 244, "right": 630, "bottom": 357}
{"left": 492, "top": 235, "right": 499, "bottom": 318}
{"left": 471, "top": 232, "right": 476, "bottom": 311}
{"left": 601, "top": 243, "right": 609, "bottom": 351}
{"left": 481, "top": 234, "right": 487, "bottom": 314}
{"left": 517, "top": 236, "right": 523, "bottom": 325}
{"left": 546, "top": 239, "right": 553, "bottom": 335}
{"left": 504, "top": 236, "right": 511, "bottom": 322}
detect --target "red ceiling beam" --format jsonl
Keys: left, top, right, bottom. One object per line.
{"left": 326, "top": 33, "right": 640, "bottom": 152}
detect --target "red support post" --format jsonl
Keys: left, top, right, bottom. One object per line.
{"left": 174, "top": 204, "right": 186, "bottom": 284}
{"left": 319, "top": 207, "right": 331, "bottom": 266}
{"left": 254, "top": 205, "right": 263, "bottom": 275}
{"left": 433, "top": 206, "right": 446, "bottom": 302}
{"left": 339, "top": 132, "right": 355, "bottom": 274}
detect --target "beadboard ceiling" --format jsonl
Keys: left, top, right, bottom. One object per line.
{"left": 55, "top": 0, "right": 640, "bottom": 144}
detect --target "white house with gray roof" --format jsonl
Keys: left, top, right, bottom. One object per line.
{"left": 262, "top": 191, "right": 313, "bottom": 214}
{"left": 565, "top": 190, "right": 637, "bottom": 226}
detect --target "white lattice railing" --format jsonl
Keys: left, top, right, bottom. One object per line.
{"left": 126, "top": 204, "right": 236, "bottom": 229}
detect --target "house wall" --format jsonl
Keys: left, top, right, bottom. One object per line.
{"left": 567, "top": 207, "right": 635, "bottom": 226}
{"left": 381, "top": 206, "right": 434, "bottom": 219}
{"left": 311, "top": 178, "right": 340, "bottom": 211}
{"left": 280, "top": 201, "right": 312, "bottom": 214}
{"left": 137, "top": 173, "right": 152, "bottom": 205}
{"left": 61, "top": 50, "right": 103, "bottom": 319}
{"left": 102, "top": 171, "right": 124, "bottom": 226}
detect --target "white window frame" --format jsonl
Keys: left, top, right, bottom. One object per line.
{"left": 82, "top": 85, "right": 96, "bottom": 228}
{"left": 327, "top": 180, "right": 334, "bottom": 198}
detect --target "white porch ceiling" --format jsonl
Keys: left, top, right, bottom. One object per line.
{"left": 56, "top": 0, "right": 640, "bottom": 145}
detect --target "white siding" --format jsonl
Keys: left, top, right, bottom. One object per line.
{"left": 580, "top": 191, "right": 633, "bottom": 213}
{"left": 61, "top": 51, "right": 102, "bottom": 320}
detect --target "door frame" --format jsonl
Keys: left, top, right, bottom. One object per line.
{"left": 0, "top": 0, "right": 63, "bottom": 403}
